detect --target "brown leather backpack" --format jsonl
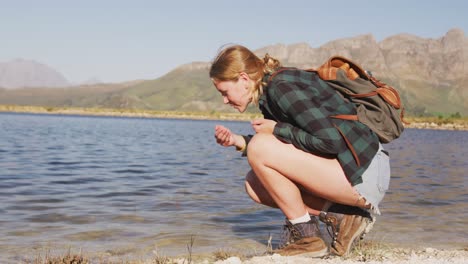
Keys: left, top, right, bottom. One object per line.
{"left": 313, "top": 56, "right": 406, "bottom": 143}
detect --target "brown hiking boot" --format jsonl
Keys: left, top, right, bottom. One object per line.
{"left": 319, "top": 204, "right": 373, "bottom": 256}
{"left": 273, "top": 217, "right": 328, "bottom": 257}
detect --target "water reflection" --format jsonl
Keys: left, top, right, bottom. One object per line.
{"left": 375, "top": 129, "right": 468, "bottom": 247}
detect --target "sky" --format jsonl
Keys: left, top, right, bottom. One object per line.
{"left": 1, "top": 0, "right": 467, "bottom": 84}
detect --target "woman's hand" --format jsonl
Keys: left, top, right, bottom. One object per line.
{"left": 251, "top": 119, "right": 277, "bottom": 134}
{"left": 214, "top": 125, "right": 235, "bottom": 147}
{"left": 214, "top": 125, "right": 246, "bottom": 151}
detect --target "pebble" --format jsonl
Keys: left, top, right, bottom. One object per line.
{"left": 424, "top": 247, "right": 436, "bottom": 253}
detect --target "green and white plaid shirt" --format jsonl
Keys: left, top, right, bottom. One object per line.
{"left": 257, "top": 68, "right": 379, "bottom": 185}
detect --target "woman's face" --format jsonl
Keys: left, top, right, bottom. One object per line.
{"left": 213, "top": 73, "right": 252, "bottom": 113}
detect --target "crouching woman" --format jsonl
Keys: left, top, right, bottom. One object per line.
{"left": 211, "top": 45, "right": 391, "bottom": 257}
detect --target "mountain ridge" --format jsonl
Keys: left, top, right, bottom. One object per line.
{"left": 0, "top": 29, "right": 466, "bottom": 115}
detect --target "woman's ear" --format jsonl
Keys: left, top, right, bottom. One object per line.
{"left": 238, "top": 72, "right": 251, "bottom": 89}
{"left": 239, "top": 72, "right": 250, "bottom": 81}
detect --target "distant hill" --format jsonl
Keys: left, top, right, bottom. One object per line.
{"left": 0, "top": 29, "right": 467, "bottom": 116}
{"left": 0, "top": 80, "right": 145, "bottom": 108}
{"left": 0, "top": 59, "right": 70, "bottom": 89}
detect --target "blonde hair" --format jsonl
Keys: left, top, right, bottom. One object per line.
{"left": 209, "top": 45, "right": 281, "bottom": 105}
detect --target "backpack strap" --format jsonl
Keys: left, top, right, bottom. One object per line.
{"left": 311, "top": 56, "right": 369, "bottom": 81}
{"left": 333, "top": 124, "right": 361, "bottom": 167}
{"left": 330, "top": 114, "right": 358, "bottom": 121}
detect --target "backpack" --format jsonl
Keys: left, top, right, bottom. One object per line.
{"left": 312, "top": 56, "right": 406, "bottom": 143}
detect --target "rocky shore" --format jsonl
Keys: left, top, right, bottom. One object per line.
{"left": 404, "top": 121, "right": 468, "bottom": 131}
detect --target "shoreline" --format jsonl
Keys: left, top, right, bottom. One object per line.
{"left": 1, "top": 105, "right": 467, "bottom": 131}
{"left": 19, "top": 243, "right": 468, "bottom": 264}
{"left": 0, "top": 105, "right": 259, "bottom": 122}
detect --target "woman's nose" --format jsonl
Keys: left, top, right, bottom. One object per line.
{"left": 223, "top": 96, "right": 229, "bottom": 104}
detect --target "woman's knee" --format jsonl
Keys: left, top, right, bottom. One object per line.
{"left": 246, "top": 133, "right": 275, "bottom": 165}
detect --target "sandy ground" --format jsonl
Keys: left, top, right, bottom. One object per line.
{"left": 140, "top": 246, "right": 468, "bottom": 264}
{"left": 209, "top": 248, "right": 468, "bottom": 264}
{"left": 13, "top": 246, "right": 468, "bottom": 264}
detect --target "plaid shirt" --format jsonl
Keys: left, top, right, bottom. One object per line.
{"left": 257, "top": 68, "right": 379, "bottom": 185}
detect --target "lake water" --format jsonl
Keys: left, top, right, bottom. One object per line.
{"left": 0, "top": 113, "right": 467, "bottom": 262}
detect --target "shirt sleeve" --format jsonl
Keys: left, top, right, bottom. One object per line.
{"left": 270, "top": 80, "right": 344, "bottom": 155}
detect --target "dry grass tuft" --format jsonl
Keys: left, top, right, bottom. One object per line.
{"left": 347, "top": 240, "right": 390, "bottom": 262}
{"left": 149, "top": 247, "right": 178, "bottom": 264}
{"left": 31, "top": 248, "right": 89, "bottom": 264}
{"left": 213, "top": 248, "right": 239, "bottom": 261}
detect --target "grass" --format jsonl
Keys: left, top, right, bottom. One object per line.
{"left": 1, "top": 104, "right": 467, "bottom": 129}
{"left": 24, "top": 235, "right": 236, "bottom": 264}
{"left": 25, "top": 236, "right": 248, "bottom": 264}
{"left": 347, "top": 240, "right": 390, "bottom": 262}
{"left": 28, "top": 248, "right": 89, "bottom": 264}
{"left": 19, "top": 238, "right": 468, "bottom": 264}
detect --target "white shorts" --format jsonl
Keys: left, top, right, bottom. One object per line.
{"left": 353, "top": 143, "right": 391, "bottom": 215}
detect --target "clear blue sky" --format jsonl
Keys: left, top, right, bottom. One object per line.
{"left": 1, "top": 0, "right": 466, "bottom": 84}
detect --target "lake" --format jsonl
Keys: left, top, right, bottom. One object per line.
{"left": 0, "top": 113, "right": 466, "bottom": 262}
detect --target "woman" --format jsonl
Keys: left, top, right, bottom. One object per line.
{"left": 211, "top": 45, "right": 390, "bottom": 257}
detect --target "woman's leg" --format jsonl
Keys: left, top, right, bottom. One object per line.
{"left": 245, "top": 170, "right": 327, "bottom": 216}
{"left": 247, "top": 133, "right": 366, "bottom": 220}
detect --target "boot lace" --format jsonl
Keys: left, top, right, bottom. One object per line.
{"left": 319, "top": 211, "right": 339, "bottom": 246}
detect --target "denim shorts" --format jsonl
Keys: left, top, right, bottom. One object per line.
{"left": 353, "top": 143, "right": 391, "bottom": 215}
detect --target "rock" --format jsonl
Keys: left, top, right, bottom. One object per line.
{"left": 425, "top": 247, "right": 436, "bottom": 253}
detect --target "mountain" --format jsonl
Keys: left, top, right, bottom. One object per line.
{"left": 0, "top": 29, "right": 467, "bottom": 115}
{"left": 254, "top": 28, "right": 467, "bottom": 115}
{"left": 0, "top": 59, "right": 70, "bottom": 89}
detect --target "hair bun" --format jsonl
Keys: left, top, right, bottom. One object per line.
{"left": 263, "top": 53, "right": 281, "bottom": 73}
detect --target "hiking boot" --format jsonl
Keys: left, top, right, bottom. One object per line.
{"left": 319, "top": 203, "right": 373, "bottom": 256}
{"left": 273, "top": 217, "right": 328, "bottom": 257}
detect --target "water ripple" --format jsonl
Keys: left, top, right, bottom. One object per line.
{"left": 18, "top": 198, "right": 65, "bottom": 204}
{"left": 112, "top": 169, "right": 149, "bottom": 174}
{"left": 0, "top": 114, "right": 466, "bottom": 262}
{"left": 47, "top": 161, "right": 82, "bottom": 166}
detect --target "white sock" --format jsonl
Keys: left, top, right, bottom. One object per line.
{"left": 288, "top": 212, "right": 311, "bottom": 225}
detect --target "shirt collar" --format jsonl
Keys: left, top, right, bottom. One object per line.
{"left": 262, "top": 72, "right": 272, "bottom": 85}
